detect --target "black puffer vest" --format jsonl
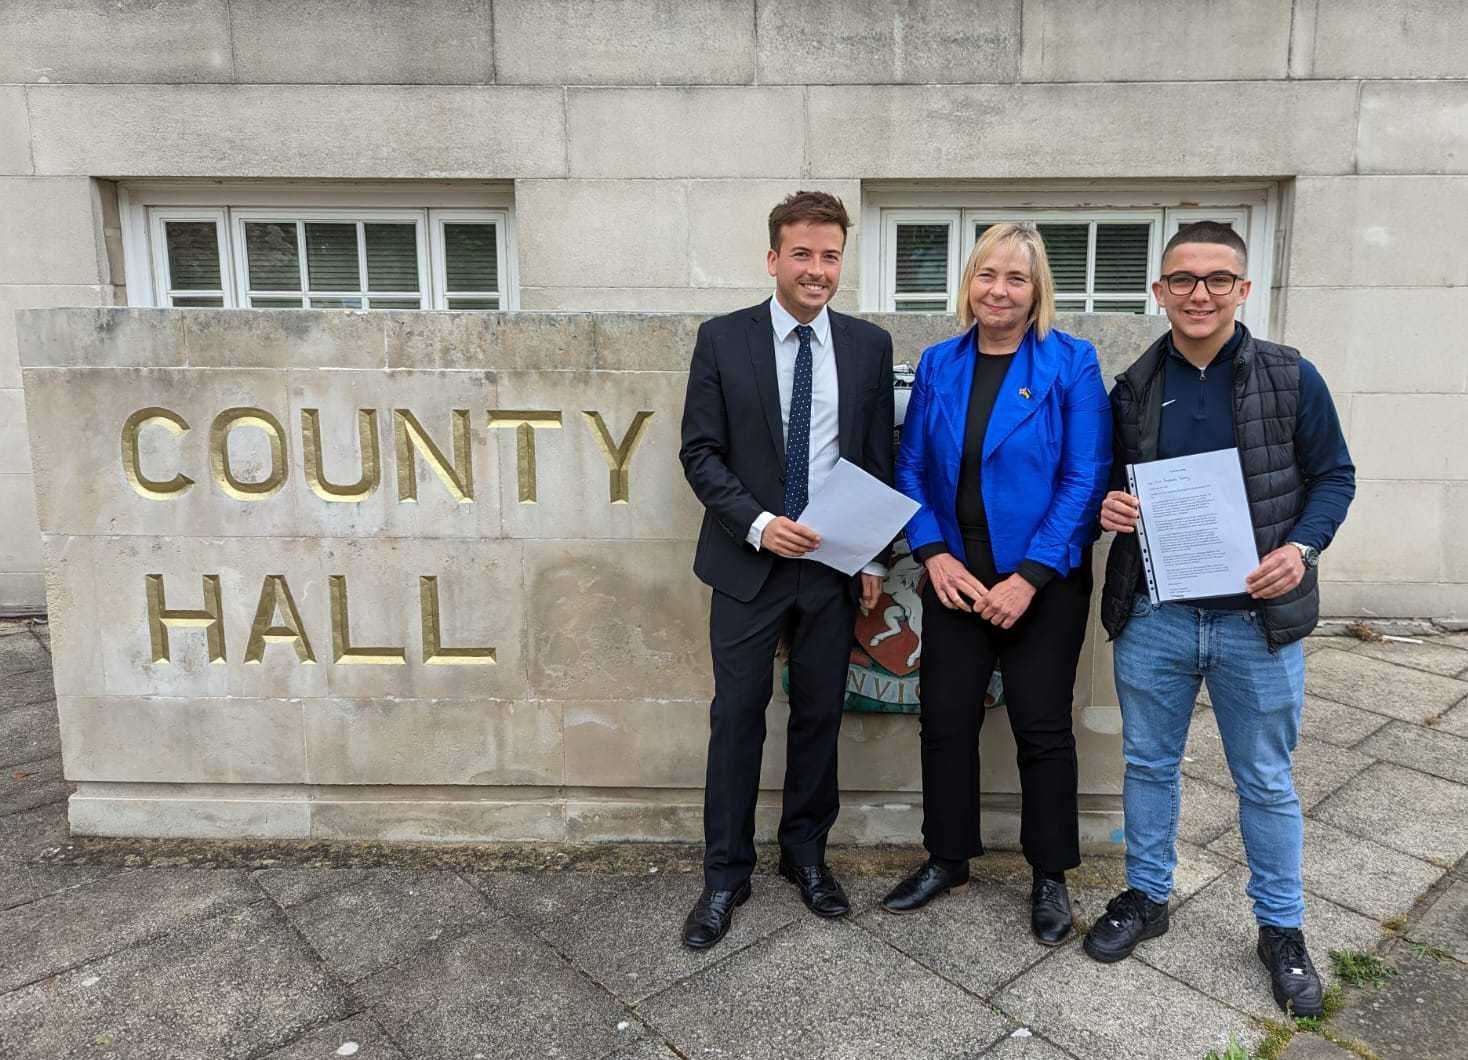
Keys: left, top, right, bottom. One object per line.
{"left": 1100, "top": 326, "right": 1318, "bottom": 649}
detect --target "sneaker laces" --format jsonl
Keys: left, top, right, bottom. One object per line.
{"left": 1102, "top": 888, "right": 1152, "bottom": 929}
{"left": 1270, "top": 929, "right": 1312, "bottom": 977}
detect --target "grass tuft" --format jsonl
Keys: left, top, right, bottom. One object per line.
{"left": 1329, "top": 948, "right": 1396, "bottom": 988}
{"left": 1407, "top": 940, "right": 1454, "bottom": 961}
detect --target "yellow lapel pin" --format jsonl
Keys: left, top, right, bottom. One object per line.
{"left": 1019, "top": 387, "right": 1032, "bottom": 400}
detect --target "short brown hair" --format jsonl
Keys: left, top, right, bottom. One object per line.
{"left": 1163, "top": 221, "right": 1249, "bottom": 271}
{"left": 768, "top": 191, "right": 851, "bottom": 250}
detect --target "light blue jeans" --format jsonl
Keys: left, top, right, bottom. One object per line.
{"left": 1114, "top": 594, "right": 1307, "bottom": 927}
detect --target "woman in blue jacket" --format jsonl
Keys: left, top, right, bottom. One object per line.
{"left": 881, "top": 222, "right": 1112, "bottom": 946}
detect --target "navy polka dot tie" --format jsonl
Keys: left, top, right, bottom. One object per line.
{"left": 784, "top": 324, "right": 814, "bottom": 519}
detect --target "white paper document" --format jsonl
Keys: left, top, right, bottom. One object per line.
{"left": 797, "top": 459, "right": 920, "bottom": 577}
{"left": 1127, "top": 447, "right": 1259, "bottom": 604}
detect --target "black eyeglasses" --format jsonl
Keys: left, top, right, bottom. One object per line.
{"left": 1160, "top": 271, "right": 1245, "bottom": 296}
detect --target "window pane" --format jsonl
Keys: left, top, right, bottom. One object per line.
{"left": 369, "top": 299, "right": 422, "bottom": 309}
{"left": 244, "top": 222, "right": 302, "bottom": 291}
{"left": 1094, "top": 224, "right": 1150, "bottom": 292}
{"left": 894, "top": 299, "right": 948, "bottom": 313}
{"left": 444, "top": 224, "right": 498, "bottom": 292}
{"left": 894, "top": 224, "right": 949, "bottom": 295}
{"left": 1093, "top": 300, "right": 1148, "bottom": 314}
{"left": 1056, "top": 298, "right": 1087, "bottom": 312}
{"left": 308, "top": 296, "right": 363, "bottom": 309}
{"left": 305, "top": 223, "right": 360, "bottom": 291}
{"left": 447, "top": 297, "right": 498, "bottom": 310}
{"left": 250, "top": 297, "right": 303, "bottom": 308}
{"left": 164, "top": 221, "right": 221, "bottom": 290}
{"left": 364, "top": 224, "right": 419, "bottom": 292}
{"left": 1037, "top": 224, "right": 1088, "bottom": 294}
{"left": 171, "top": 296, "right": 223, "bottom": 307}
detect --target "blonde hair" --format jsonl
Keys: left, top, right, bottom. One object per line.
{"left": 956, "top": 222, "right": 1056, "bottom": 340}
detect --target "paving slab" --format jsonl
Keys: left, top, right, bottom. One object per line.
{"left": 1328, "top": 941, "right": 1468, "bottom": 1060}
{"left": 1432, "top": 696, "right": 1468, "bottom": 737}
{"left": 353, "top": 919, "right": 643, "bottom": 1060}
{"left": 0, "top": 800, "right": 72, "bottom": 861}
{"left": 993, "top": 942, "right": 1260, "bottom": 1060}
{"left": 1183, "top": 717, "right": 1374, "bottom": 812}
{"left": 978, "top": 1029, "right": 1077, "bottom": 1058}
{"left": 0, "top": 668, "right": 57, "bottom": 709}
{"left": 1134, "top": 866, "right": 1383, "bottom": 1018}
{"left": 0, "top": 633, "right": 47, "bottom": 677}
{"left": 856, "top": 879, "right": 1058, "bottom": 998}
{"left": 641, "top": 919, "right": 1011, "bottom": 1060}
{"left": 1178, "top": 775, "right": 1238, "bottom": 847}
{"left": 1279, "top": 1035, "right": 1360, "bottom": 1059}
{"left": 287, "top": 871, "right": 494, "bottom": 984}
{"left": 1311, "top": 762, "right": 1468, "bottom": 867}
{"left": 1349, "top": 637, "right": 1468, "bottom": 678}
{"left": 1304, "top": 649, "right": 1468, "bottom": 725}
{"left": 476, "top": 870, "right": 806, "bottom": 1004}
{"left": 1208, "top": 818, "right": 1442, "bottom": 922}
{"left": 257, "top": 1013, "right": 406, "bottom": 1059}
{"left": 602, "top": 1041, "right": 683, "bottom": 1060}
{"left": 1409, "top": 876, "right": 1468, "bottom": 960}
{"left": 0, "top": 902, "right": 346, "bottom": 1060}
{"left": 1300, "top": 694, "right": 1391, "bottom": 748}
{"left": 0, "top": 863, "right": 118, "bottom": 912}
{"left": 0, "top": 755, "right": 68, "bottom": 815}
{"left": 1355, "top": 721, "right": 1468, "bottom": 785}
{"left": 253, "top": 866, "right": 380, "bottom": 908}
{"left": 0, "top": 698, "right": 61, "bottom": 766}
{"left": 0, "top": 867, "right": 259, "bottom": 992}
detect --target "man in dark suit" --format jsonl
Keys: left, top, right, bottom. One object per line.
{"left": 678, "top": 191, "right": 895, "bottom": 949}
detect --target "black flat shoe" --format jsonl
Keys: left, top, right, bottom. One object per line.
{"left": 682, "top": 881, "right": 752, "bottom": 949}
{"left": 1258, "top": 926, "right": 1324, "bottom": 1018}
{"left": 880, "top": 858, "right": 969, "bottom": 914}
{"left": 1082, "top": 887, "right": 1169, "bottom": 963}
{"left": 778, "top": 859, "right": 850, "bottom": 918}
{"left": 1030, "top": 874, "right": 1074, "bottom": 946}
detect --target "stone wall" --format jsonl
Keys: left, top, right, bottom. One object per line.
{"left": 2, "top": 0, "right": 1467, "bottom": 616}
{"left": 18, "top": 306, "right": 1161, "bottom": 842}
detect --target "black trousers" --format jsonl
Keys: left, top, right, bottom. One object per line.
{"left": 918, "top": 545, "right": 1092, "bottom": 872}
{"left": 703, "top": 557, "right": 854, "bottom": 889}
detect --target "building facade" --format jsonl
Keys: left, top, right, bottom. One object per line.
{"left": 2, "top": 0, "right": 1465, "bottom": 620}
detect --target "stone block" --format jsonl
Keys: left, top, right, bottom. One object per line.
{"left": 1313, "top": 0, "right": 1468, "bottom": 77}
{"left": 758, "top": 0, "right": 1021, "bottom": 84}
{"left": 0, "top": 476, "right": 40, "bottom": 570}
{"left": 686, "top": 180, "right": 863, "bottom": 289}
{"left": 491, "top": 369, "right": 702, "bottom": 540}
{"left": 0, "top": 390, "right": 30, "bottom": 471}
{"left": 640, "top": 919, "right": 1010, "bottom": 1060}
{"left": 1447, "top": 486, "right": 1468, "bottom": 583}
{"left": 1319, "top": 580, "right": 1468, "bottom": 624}
{"left": 0, "top": 0, "right": 232, "bottom": 83}
{"left": 26, "top": 85, "right": 566, "bottom": 178}
{"left": 285, "top": 871, "right": 493, "bottom": 983}
{"left": 1359, "top": 81, "right": 1468, "bottom": 175}
{"left": 493, "top": 0, "right": 755, "bottom": 85}
{"left": 37, "top": 536, "right": 98, "bottom": 696}
{"left": 69, "top": 781, "right": 312, "bottom": 839}
{"left": 994, "top": 943, "right": 1261, "bottom": 1060}
{"left": 1020, "top": 0, "right": 1291, "bottom": 81}
{"left": 383, "top": 311, "right": 596, "bottom": 371}
{"left": 185, "top": 308, "right": 387, "bottom": 370}
{"left": 229, "top": 0, "right": 493, "bottom": 84}
{"left": 1350, "top": 395, "right": 1468, "bottom": 480}
{"left": 1312, "top": 762, "right": 1468, "bottom": 867}
{"left": 1357, "top": 721, "right": 1468, "bottom": 785}
{"left": 1280, "top": 287, "right": 1468, "bottom": 395}
{"left": 0, "top": 286, "right": 110, "bottom": 389}
{"left": 1325, "top": 482, "right": 1447, "bottom": 584}
{"left": 16, "top": 306, "right": 185, "bottom": 368}
{"left": 518, "top": 286, "right": 781, "bottom": 313}
{"left": 805, "top": 81, "right": 1356, "bottom": 178}
{"left": 1289, "top": 177, "right": 1468, "bottom": 287}
{"left": 524, "top": 539, "right": 712, "bottom": 700}
{"left": 308, "top": 789, "right": 566, "bottom": 842}
{"left": 562, "top": 789, "right": 707, "bottom": 843}
{"left": 562, "top": 700, "right": 711, "bottom": 789}
{"left": 515, "top": 180, "right": 690, "bottom": 289}
{"left": 57, "top": 695, "right": 305, "bottom": 784}
{"left": 1306, "top": 646, "right": 1468, "bottom": 726}
{"left": 1208, "top": 816, "right": 1442, "bottom": 921}
{"left": 0, "top": 179, "right": 102, "bottom": 284}
{"left": 257, "top": 1015, "right": 405, "bottom": 1060}
{"left": 568, "top": 88, "right": 803, "bottom": 179}
{"left": 303, "top": 699, "right": 561, "bottom": 786}
{"left": 592, "top": 313, "right": 703, "bottom": 372}
{"left": 0, "top": 88, "right": 30, "bottom": 175}
{"left": 0, "top": 903, "right": 346, "bottom": 1060}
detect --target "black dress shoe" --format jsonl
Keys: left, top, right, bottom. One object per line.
{"left": 1257, "top": 926, "right": 1324, "bottom": 1018}
{"left": 1082, "top": 887, "right": 1169, "bottom": 963}
{"left": 682, "top": 881, "right": 752, "bottom": 950}
{"left": 1031, "top": 874, "right": 1074, "bottom": 946}
{"left": 778, "top": 859, "right": 850, "bottom": 918}
{"left": 880, "top": 858, "right": 969, "bottom": 914}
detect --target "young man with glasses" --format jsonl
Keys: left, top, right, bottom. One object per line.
{"left": 1084, "top": 222, "right": 1355, "bottom": 1018}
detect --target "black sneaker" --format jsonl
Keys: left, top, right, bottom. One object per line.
{"left": 1082, "top": 888, "right": 1169, "bottom": 963}
{"left": 1257, "top": 926, "right": 1324, "bottom": 1018}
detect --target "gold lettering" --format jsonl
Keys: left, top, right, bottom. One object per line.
{"left": 145, "top": 574, "right": 225, "bottom": 664}
{"left": 328, "top": 575, "right": 406, "bottom": 665}
{"left": 419, "top": 575, "right": 496, "bottom": 666}
{"left": 210, "top": 407, "right": 288, "bottom": 500}
{"left": 581, "top": 410, "right": 654, "bottom": 504}
{"left": 244, "top": 574, "right": 316, "bottom": 664}
{"left": 392, "top": 409, "right": 473, "bottom": 503}
{"left": 487, "top": 410, "right": 562, "bottom": 503}
{"left": 121, "top": 408, "right": 194, "bottom": 500}
{"left": 302, "top": 409, "right": 381, "bottom": 502}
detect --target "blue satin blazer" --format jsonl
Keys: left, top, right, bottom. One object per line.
{"left": 895, "top": 324, "right": 1112, "bottom": 577}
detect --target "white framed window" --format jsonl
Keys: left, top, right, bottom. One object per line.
{"left": 863, "top": 184, "right": 1276, "bottom": 336}
{"left": 121, "top": 182, "right": 517, "bottom": 310}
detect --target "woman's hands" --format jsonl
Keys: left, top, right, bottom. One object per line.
{"left": 923, "top": 553, "right": 986, "bottom": 612}
{"left": 977, "top": 574, "right": 1035, "bottom": 629}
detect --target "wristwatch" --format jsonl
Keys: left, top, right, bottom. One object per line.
{"left": 1288, "top": 542, "right": 1320, "bottom": 569}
